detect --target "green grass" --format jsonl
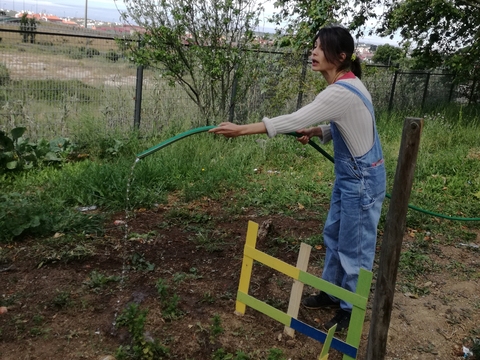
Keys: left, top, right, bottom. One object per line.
{"left": 0, "top": 105, "right": 479, "bottom": 243}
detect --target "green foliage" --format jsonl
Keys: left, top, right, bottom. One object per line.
{"left": 372, "top": 44, "right": 404, "bottom": 66}
{"left": 155, "top": 278, "right": 183, "bottom": 320}
{"left": 399, "top": 240, "right": 436, "bottom": 282}
{"left": 84, "top": 270, "right": 121, "bottom": 291}
{"left": 0, "top": 127, "right": 78, "bottom": 172}
{"left": 268, "top": 0, "right": 345, "bottom": 50}
{"left": 19, "top": 13, "right": 37, "bottom": 44}
{"left": 0, "top": 62, "right": 10, "bottom": 86}
{"left": 51, "top": 290, "right": 71, "bottom": 309}
{"left": 266, "top": 348, "right": 286, "bottom": 360}
{"left": 210, "top": 314, "right": 223, "bottom": 337}
{"left": 0, "top": 188, "right": 104, "bottom": 243}
{"left": 115, "top": 303, "right": 169, "bottom": 360}
{"left": 129, "top": 252, "right": 155, "bottom": 272}
{"left": 106, "top": 49, "right": 120, "bottom": 62}
{"left": 83, "top": 47, "right": 100, "bottom": 57}
{"left": 1, "top": 106, "right": 479, "bottom": 245}
{"left": 212, "top": 349, "right": 250, "bottom": 359}
{"left": 374, "top": 0, "right": 480, "bottom": 86}
{"left": 271, "top": 0, "right": 480, "bottom": 101}
{"left": 190, "top": 229, "right": 225, "bottom": 252}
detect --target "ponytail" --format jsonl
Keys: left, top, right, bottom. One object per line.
{"left": 350, "top": 54, "right": 362, "bottom": 79}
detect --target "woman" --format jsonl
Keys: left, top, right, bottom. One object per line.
{"left": 209, "top": 25, "right": 386, "bottom": 332}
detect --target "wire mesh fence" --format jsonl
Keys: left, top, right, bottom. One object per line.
{"left": 0, "top": 23, "right": 473, "bottom": 140}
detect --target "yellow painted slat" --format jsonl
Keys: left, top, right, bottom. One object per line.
{"left": 244, "top": 245, "right": 300, "bottom": 279}
{"left": 235, "top": 221, "right": 259, "bottom": 314}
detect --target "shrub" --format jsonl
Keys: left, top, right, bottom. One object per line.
{"left": 106, "top": 49, "right": 120, "bottom": 62}
{"left": 0, "top": 62, "right": 10, "bottom": 86}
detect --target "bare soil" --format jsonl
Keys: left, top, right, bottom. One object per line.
{"left": 0, "top": 197, "right": 479, "bottom": 360}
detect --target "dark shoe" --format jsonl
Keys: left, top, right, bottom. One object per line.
{"left": 324, "top": 309, "right": 351, "bottom": 332}
{"left": 301, "top": 292, "right": 340, "bottom": 309}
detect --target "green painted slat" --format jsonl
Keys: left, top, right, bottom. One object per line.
{"left": 237, "top": 291, "right": 291, "bottom": 326}
{"left": 298, "top": 271, "right": 368, "bottom": 309}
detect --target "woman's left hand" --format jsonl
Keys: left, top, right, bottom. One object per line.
{"left": 208, "top": 122, "right": 243, "bottom": 138}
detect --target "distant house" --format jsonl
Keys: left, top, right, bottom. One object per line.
{"left": 41, "top": 14, "right": 63, "bottom": 23}
{"left": 62, "top": 19, "right": 78, "bottom": 26}
{"left": 15, "top": 11, "right": 32, "bottom": 18}
{"left": 93, "top": 24, "right": 146, "bottom": 35}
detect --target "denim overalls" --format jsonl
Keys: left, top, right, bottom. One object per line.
{"left": 322, "top": 81, "right": 386, "bottom": 312}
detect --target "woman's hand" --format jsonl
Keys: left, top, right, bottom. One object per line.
{"left": 208, "top": 122, "right": 243, "bottom": 138}
{"left": 208, "top": 122, "right": 267, "bottom": 138}
{"left": 296, "top": 127, "right": 321, "bottom": 145}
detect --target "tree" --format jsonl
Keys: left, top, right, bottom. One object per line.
{"left": 270, "top": 0, "right": 480, "bottom": 81}
{"left": 120, "top": 0, "right": 264, "bottom": 125}
{"left": 20, "top": 14, "right": 37, "bottom": 44}
{"left": 268, "top": 0, "right": 349, "bottom": 50}
{"left": 375, "top": 0, "right": 480, "bottom": 82}
{"left": 371, "top": 44, "right": 403, "bottom": 66}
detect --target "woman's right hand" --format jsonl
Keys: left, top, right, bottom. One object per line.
{"left": 296, "top": 127, "right": 321, "bottom": 145}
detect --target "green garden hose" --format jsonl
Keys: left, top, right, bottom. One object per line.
{"left": 136, "top": 126, "right": 480, "bottom": 222}
{"left": 136, "top": 126, "right": 216, "bottom": 159}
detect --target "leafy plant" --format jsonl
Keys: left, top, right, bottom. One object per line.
{"left": 84, "top": 270, "right": 120, "bottom": 291}
{"left": 51, "top": 290, "right": 71, "bottom": 309}
{"left": 210, "top": 313, "right": 223, "bottom": 338}
{"left": 0, "top": 127, "right": 78, "bottom": 172}
{"left": 266, "top": 348, "right": 286, "bottom": 360}
{"left": 212, "top": 349, "right": 250, "bottom": 360}
{"left": 115, "top": 303, "right": 169, "bottom": 360}
{"left": 155, "top": 278, "right": 183, "bottom": 320}
{"left": 191, "top": 229, "right": 225, "bottom": 253}
{"left": 106, "top": 49, "right": 120, "bottom": 62}
{"left": 129, "top": 252, "right": 155, "bottom": 272}
{"left": 0, "top": 62, "right": 10, "bottom": 86}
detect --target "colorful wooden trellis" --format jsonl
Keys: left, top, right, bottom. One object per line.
{"left": 235, "top": 221, "right": 373, "bottom": 360}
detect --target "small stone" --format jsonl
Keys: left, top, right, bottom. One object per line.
{"left": 0, "top": 306, "right": 7, "bottom": 315}
{"left": 286, "top": 339, "right": 296, "bottom": 348}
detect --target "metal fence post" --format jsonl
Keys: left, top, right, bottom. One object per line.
{"left": 421, "top": 72, "right": 431, "bottom": 110}
{"left": 388, "top": 70, "right": 399, "bottom": 112}
{"left": 133, "top": 39, "right": 143, "bottom": 131}
{"left": 469, "top": 79, "right": 477, "bottom": 106}
{"left": 296, "top": 49, "right": 309, "bottom": 110}
{"left": 448, "top": 74, "right": 456, "bottom": 103}
{"left": 229, "top": 63, "right": 239, "bottom": 123}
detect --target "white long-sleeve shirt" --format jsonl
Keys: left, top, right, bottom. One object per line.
{"left": 262, "top": 77, "right": 375, "bottom": 157}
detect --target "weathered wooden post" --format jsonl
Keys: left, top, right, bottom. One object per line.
{"left": 366, "top": 117, "right": 423, "bottom": 359}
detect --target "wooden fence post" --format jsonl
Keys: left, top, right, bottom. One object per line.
{"left": 365, "top": 117, "right": 423, "bottom": 359}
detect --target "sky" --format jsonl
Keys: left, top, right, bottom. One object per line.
{"left": 2, "top": 0, "right": 127, "bottom": 23}
{"left": 2, "top": 0, "right": 400, "bottom": 45}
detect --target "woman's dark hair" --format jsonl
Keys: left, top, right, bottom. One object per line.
{"left": 314, "top": 25, "right": 362, "bottom": 79}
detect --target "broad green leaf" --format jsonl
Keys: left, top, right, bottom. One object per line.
{"left": 11, "top": 127, "right": 26, "bottom": 141}
{"left": 6, "top": 161, "right": 18, "bottom": 169}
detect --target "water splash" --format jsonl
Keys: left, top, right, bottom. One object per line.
{"left": 111, "top": 157, "right": 140, "bottom": 332}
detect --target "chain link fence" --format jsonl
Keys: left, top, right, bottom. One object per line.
{"left": 0, "top": 24, "right": 475, "bottom": 140}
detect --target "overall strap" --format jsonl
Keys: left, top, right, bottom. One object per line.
{"left": 335, "top": 81, "right": 375, "bottom": 120}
